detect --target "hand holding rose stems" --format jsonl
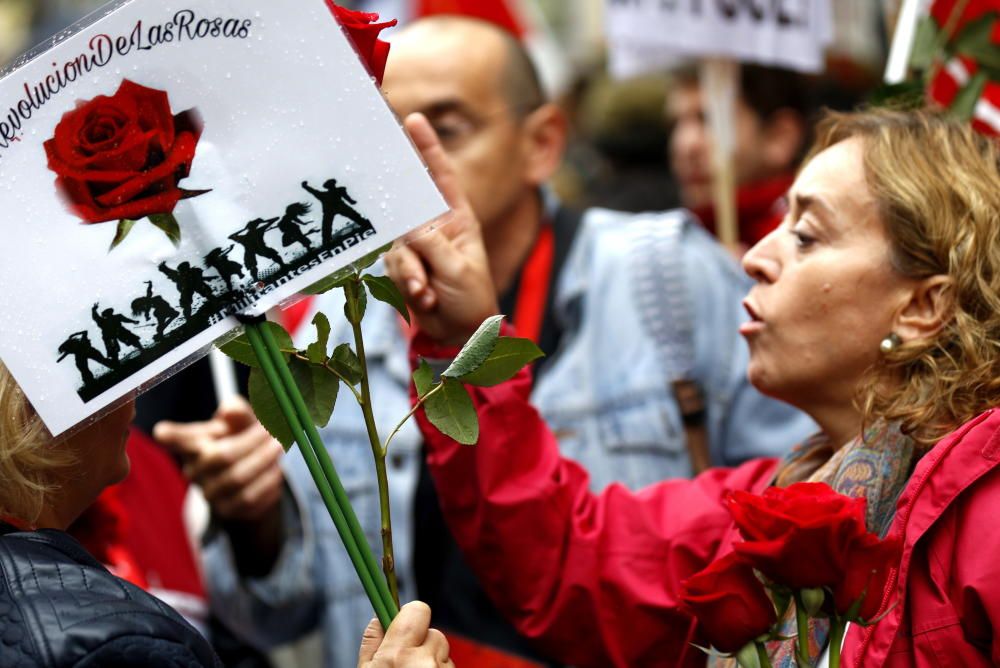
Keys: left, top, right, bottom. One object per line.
{"left": 679, "top": 482, "right": 902, "bottom": 668}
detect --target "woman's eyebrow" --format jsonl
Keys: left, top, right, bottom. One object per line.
{"left": 792, "top": 192, "right": 835, "bottom": 221}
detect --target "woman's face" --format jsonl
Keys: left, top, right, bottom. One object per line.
{"left": 741, "top": 138, "right": 913, "bottom": 412}
{"left": 65, "top": 400, "right": 134, "bottom": 491}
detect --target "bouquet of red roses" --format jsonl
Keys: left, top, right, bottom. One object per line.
{"left": 679, "top": 482, "right": 902, "bottom": 668}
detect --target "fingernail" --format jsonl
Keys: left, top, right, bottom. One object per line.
{"left": 420, "top": 294, "right": 434, "bottom": 309}
{"left": 407, "top": 279, "right": 421, "bottom": 296}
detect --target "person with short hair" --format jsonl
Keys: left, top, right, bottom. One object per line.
{"left": 668, "top": 64, "right": 812, "bottom": 249}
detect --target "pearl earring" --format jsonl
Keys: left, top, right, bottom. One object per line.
{"left": 880, "top": 333, "right": 902, "bottom": 354}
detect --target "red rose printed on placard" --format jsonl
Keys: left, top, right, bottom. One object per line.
{"left": 325, "top": 2, "right": 397, "bottom": 86}
{"left": 44, "top": 79, "right": 208, "bottom": 250}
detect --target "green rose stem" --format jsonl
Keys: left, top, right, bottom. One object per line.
{"left": 344, "top": 279, "right": 400, "bottom": 607}
{"left": 793, "top": 591, "right": 812, "bottom": 667}
{"left": 255, "top": 320, "right": 399, "bottom": 616}
{"left": 756, "top": 641, "right": 773, "bottom": 668}
{"left": 828, "top": 616, "right": 846, "bottom": 668}
{"left": 243, "top": 320, "right": 398, "bottom": 626}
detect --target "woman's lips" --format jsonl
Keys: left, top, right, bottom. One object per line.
{"left": 740, "top": 299, "right": 765, "bottom": 336}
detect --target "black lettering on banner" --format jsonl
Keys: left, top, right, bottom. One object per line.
{"left": 174, "top": 9, "right": 196, "bottom": 40}
{"left": 0, "top": 8, "right": 255, "bottom": 163}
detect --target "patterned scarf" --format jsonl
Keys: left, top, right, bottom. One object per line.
{"left": 712, "top": 422, "right": 915, "bottom": 668}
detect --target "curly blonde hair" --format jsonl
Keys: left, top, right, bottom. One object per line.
{"left": 808, "top": 109, "right": 1000, "bottom": 447}
{"left": 0, "top": 361, "right": 73, "bottom": 523}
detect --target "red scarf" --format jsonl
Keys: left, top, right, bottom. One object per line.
{"left": 692, "top": 174, "right": 793, "bottom": 249}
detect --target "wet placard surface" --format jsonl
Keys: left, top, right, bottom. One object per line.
{"left": 0, "top": 0, "right": 446, "bottom": 436}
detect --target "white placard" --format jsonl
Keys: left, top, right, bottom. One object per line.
{"left": 605, "top": 0, "right": 834, "bottom": 78}
{"left": 0, "top": 0, "right": 447, "bottom": 437}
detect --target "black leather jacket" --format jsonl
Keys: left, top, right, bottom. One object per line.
{"left": 0, "top": 522, "right": 220, "bottom": 667}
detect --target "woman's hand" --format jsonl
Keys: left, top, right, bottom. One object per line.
{"left": 385, "top": 113, "right": 499, "bottom": 347}
{"left": 357, "top": 601, "right": 454, "bottom": 667}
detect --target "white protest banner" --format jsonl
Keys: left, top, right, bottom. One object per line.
{"left": 0, "top": 0, "right": 447, "bottom": 437}
{"left": 605, "top": 0, "right": 834, "bottom": 78}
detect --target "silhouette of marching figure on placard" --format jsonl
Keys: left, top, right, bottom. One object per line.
{"left": 301, "top": 179, "right": 372, "bottom": 246}
{"left": 276, "top": 202, "right": 315, "bottom": 252}
{"left": 91, "top": 304, "right": 143, "bottom": 365}
{"left": 131, "top": 281, "right": 179, "bottom": 339}
{"left": 204, "top": 245, "right": 246, "bottom": 292}
{"left": 57, "top": 331, "right": 111, "bottom": 385}
{"left": 229, "top": 217, "right": 286, "bottom": 282}
{"left": 158, "top": 261, "right": 217, "bottom": 319}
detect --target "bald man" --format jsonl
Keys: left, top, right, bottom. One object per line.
{"left": 171, "top": 16, "right": 814, "bottom": 667}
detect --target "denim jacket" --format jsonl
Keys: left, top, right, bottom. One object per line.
{"left": 201, "top": 207, "right": 816, "bottom": 666}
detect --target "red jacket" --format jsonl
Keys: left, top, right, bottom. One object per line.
{"left": 414, "top": 344, "right": 1000, "bottom": 666}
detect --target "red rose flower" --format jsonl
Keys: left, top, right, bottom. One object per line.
{"left": 680, "top": 552, "right": 777, "bottom": 654}
{"left": 725, "top": 482, "right": 868, "bottom": 589}
{"left": 832, "top": 532, "right": 902, "bottom": 622}
{"left": 45, "top": 79, "right": 203, "bottom": 226}
{"left": 325, "top": 2, "right": 398, "bottom": 86}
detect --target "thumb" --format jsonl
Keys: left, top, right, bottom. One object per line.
{"left": 357, "top": 618, "right": 385, "bottom": 665}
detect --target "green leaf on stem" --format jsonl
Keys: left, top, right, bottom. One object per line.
{"left": 289, "top": 355, "right": 339, "bottom": 427}
{"left": 148, "top": 212, "right": 182, "bottom": 246}
{"left": 424, "top": 377, "right": 478, "bottom": 445}
{"left": 413, "top": 359, "right": 434, "bottom": 396}
{"left": 459, "top": 337, "right": 543, "bottom": 387}
{"left": 330, "top": 343, "right": 363, "bottom": 385}
{"left": 219, "top": 322, "right": 295, "bottom": 368}
{"left": 109, "top": 219, "right": 138, "bottom": 251}
{"left": 344, "top": 281, "right": 367, "bottom": 325}
{"left": 361, "top": 274, "right": 410, "bottom": 325}
{"left": 248, "top": 367, "right": 295, "bottom": 450}
{"left": 306, "top": 312, "right": 332, "bottom": 364}
{"left": 442, "top": 315, "right": 503, "bottom": 379}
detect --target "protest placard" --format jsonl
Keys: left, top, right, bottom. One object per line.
{"left": 605, "top": 0, "right": 833, "bottom": 77}
{"left": 0, "top": 0, "right": 447, "bottom": 437}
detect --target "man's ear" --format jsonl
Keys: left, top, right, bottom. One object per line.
{"left": 761, "top": 108, "right": 805, "bottom": 174}
{"left": 522, "top": 102, "right": 568, "bottom": 187}
{"left": 895, "top": 275, "right": 954, "bottom": 344}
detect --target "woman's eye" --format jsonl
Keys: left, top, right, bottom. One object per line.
{"left": 789, "top": 228, "right": 816, "bottom": 249}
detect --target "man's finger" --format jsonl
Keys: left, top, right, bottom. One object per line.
{"left": 214, "top": 395, "right": 258, "bottom": 433}
{"left": 153, "top": 418, "right": 228, "bottom": 457}
{"left": 357, "top": 617, "right": 385, "bottom": 665}
{"left": 385, "top": 244, "right": 429, "bottom": 299}
{"left": 404, "top": 113, "right": 470, "bottom": 213}
{"left": 212, "top": 463, "right": 284, "bottom": 520}
{"left": 185, "top": 422, "right": 274, "bottom": 483}
{"left": 199, "top": 431, "right": 283, "bottom": 500}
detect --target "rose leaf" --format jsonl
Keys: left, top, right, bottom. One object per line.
{"left": 148, "top": 212, "right": 182, "bottom": 247}
{"left": 442, "top": 315, "right": 503, "bottom": 379}
{"left": 458, "top": 337, "right": 543, "bottom": 387}
{"left": 361, "top": 274, "right": 410, "bottom": 325}
{"left": 424, "top": 377, "right": 478, "bottom": 445}
{"left": 248, "top": 367, "right": 295, "bottom": 451}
